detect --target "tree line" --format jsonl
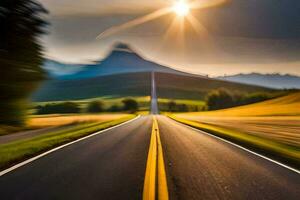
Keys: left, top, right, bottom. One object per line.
{"left": 159, "top": 101, "right": 206, "bottom": 112}
{"left": 158, "top": 89, "right": 279, "bottom": 112}
{"left": 35, "top": 99, "right": 139, "bottom": 114}
{"left": 205, "top": 88, "right": 278, "bottom": 110}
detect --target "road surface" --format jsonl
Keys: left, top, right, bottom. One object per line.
{"left": 0, "top": 115, "right": 299, "bottom": 199}
{"left": 0, "top": 116, "right": 152, "bottom": 200}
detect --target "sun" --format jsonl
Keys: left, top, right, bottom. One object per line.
{"left": 172, "top": 0, "right": 190, "bottom": 17}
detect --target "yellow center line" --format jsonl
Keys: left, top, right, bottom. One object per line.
{"left": 143, "top": 116, "right": 169, "bottom": 200}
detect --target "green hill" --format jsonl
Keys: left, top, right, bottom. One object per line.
{"left": 155, "top": 72, "right": 275, "bottom": 100}
{"left": 32, "top": 72, "right": 151, "bottom": 102}
{"left": 32, "top": 72, "right": 276, "bottom": 102}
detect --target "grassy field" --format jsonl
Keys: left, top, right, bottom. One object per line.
{"left": 0, "top": 115, "right": 136, "bottom": 170}
{"left": 171, "top": 92, "right": 300, "bottom": 168}
{"left": 0, "top": 113, "right": 133, "bottom": 136}
{"left": 28, "top": 113, "right": 133, "bottom": 128}
{"left": 173, "top": 116, "right": 300, "bottom": 147}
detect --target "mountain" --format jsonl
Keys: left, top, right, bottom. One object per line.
{"left": 33, "top": 43, "right": 278, "bottom": 102}
{"left": 43, "top": 60, "right": 85, "bottom": 79}
{"left": 218, "top": 73, "right": 300, "bottom": 89}
{"left": 43, "top": 43, "right": 191, "bottom": 80}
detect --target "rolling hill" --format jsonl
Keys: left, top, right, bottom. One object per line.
{"left": 155, "top": 72, "right": 274, "bottom": 100}
{"left": 32, "top": 72, "right": 151, "bottom": 102}
{"left": 33, "top": 43, "right": 277, "bottom": 102}
{"left": 32, "top": 71, "right": 276, "bottom": 102}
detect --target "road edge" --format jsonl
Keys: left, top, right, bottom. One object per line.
{"left": 168, "top": 116, "right": 300, "bottom": 175}
{"left": 0, "top": 115, "right": 141, "bottom": 177}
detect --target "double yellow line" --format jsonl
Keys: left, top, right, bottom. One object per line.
{"left": 143, "top": 116, "right": 169, "bottom": 200}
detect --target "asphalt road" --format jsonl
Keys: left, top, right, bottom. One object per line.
{"left": 0, "top": 116, "right": 152, "bottom": 200}
{"left": 0, "top": 115, "right": 299, "bottom": 200}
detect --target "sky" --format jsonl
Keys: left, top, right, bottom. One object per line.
{"left": 38, "top": 0, "right": 300, "bottom": 76}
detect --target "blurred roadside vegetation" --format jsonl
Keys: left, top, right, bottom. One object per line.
{"left": 158, "top": 99, "right": 206, "bottom": 113}
{"left": 0, "top": 115, "right": 135, "bottom": 170}
{"left": 34, "top": 98, "right": 140, "bottom": 115}
{"left": 157, "top": 90, "right": 287, "bottom": 113}
{"left": 0, "top": 0, "right": 48, "bottom": 126}
{"left": 205, "top": 88, "right": 286, "bottom": 111}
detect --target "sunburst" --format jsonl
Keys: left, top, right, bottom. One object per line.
{"left": 96, "top": 0, "right": 230, "bottom": 40}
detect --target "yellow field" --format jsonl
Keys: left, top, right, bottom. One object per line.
{"left": 181, "top": 92, "right": 300, "bottom": 117}
{"left": 27, "top": 114, "right": 132, "bottom": 128}
{"left": 174, "top": 92, "right": 300, "bottom": 148}
{"left": 173, "top": 116, "right": 300, "bottom": 147}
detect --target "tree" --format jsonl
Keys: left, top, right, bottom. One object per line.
{"left": 86, "top": 101, "right": 104, "bottom": 113}
{"left": 0, "top": 0, "right": 48, "bottom": 125}
{"left": 206, "top": 88, "right": 235, "bottom": 110}
{"left": 36, "top": 102, "right": 81, "bottom": 114}
{"left": 122, "top": 99, "right": 138, "bottom": 113}
{"left": 107, "top": 105, "right": 122, "bottom": 112}
{"left": 167, "top": 101, "right": 177, "bottom": 112}
{"left": 177, "top": 104, "right": 188, "bottom": 112}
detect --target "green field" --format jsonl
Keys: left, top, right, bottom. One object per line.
{"left": 171, "top": 92, "right": 300, "bottom": 168}
{"left": 0, "top": 115, "right": 135, "bottom": 170}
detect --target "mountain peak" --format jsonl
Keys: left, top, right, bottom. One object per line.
{"left": 112, "top": 42, "right": 134, "bottom": 53}
{"left": 44, "top": 42, "right": 194, "bottom": 80}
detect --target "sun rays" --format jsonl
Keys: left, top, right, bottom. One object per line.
{"left": 96, "top": 0, "right": 230, "bottom": 45}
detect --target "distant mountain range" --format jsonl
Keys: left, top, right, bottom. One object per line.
{"left": 218, "top": 73, "right": 300, "bottom": 89}
{"left": 43, "top": 43, "right": 192, "bottom": 80}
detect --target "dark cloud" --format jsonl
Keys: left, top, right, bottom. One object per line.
{"left": 197, "top": 0, "right": 300, "bottom": 39}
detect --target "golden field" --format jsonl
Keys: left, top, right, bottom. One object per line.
{"left": 182, "top": 92, "right": 300, "bottom": 117}
{"left": 172, "top": 92, "right": 300, "bottom": 166}
{"left": 27, "top": 114, "right": 132, "bottom": 128}
{"left": 172, "top": 115, "right": 300, "bottom": 147}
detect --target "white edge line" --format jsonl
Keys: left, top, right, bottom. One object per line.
{"left": 168, "top": 117, "right": 300, "bottom": 175}
{"left": 0, "top": 115, "right": 141, "bottom": 177}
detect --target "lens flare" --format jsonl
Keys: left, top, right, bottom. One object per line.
{"left": 96, "top": 0, "right": 230, "bottom": 40}
{"left": 172, "top": 0, "right": 190, "bottom": 17}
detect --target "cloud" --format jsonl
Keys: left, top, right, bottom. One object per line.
{"left": 39, "top": 0, "right": 168, "bottom": 16}
{"left": 38, "top": 0, "right": 300, "bottom": 75}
